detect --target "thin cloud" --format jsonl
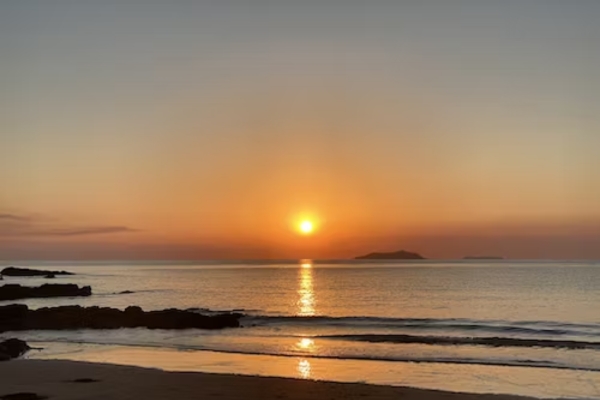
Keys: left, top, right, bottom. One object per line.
{"left": 0, "top": 212, "right": 138, "bottom": 237}
{"left": 31, "top": 226, "right": 138, "bottom": 237}
{"left": 0, "top": 213, "right": 31, "bottom": 222}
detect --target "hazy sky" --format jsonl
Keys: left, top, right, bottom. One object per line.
{"left": 2, "top": 1, "right": 600, "bottom": 259}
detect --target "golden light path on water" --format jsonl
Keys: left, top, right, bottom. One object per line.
{"left": 297, "top": 359, "right": 311, "bottom": 379}
{"left": 296, "top": 260, "right": 316, "bottom": 378}
{"left": 297, "top": 338, "right": 315, "bottom": 350}
{"left": 296, "top": 338, "right": 315, "bottom": 379}
{"left": 297, "top": 260, "right": 315, "bottom": 316}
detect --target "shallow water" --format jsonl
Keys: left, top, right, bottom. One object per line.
{"left": 3, "top": 260, "right": 600, "bottom": 398}
{"left": 27, "top": 343, "right": 600, "bottom": 399}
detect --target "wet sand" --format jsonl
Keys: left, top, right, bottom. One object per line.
{"left": 0, "top": 359, "right": 538, "bottom": 400}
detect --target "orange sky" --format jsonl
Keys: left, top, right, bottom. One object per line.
{"left": 2, "top": 2, "right": 600, "bottom": 259}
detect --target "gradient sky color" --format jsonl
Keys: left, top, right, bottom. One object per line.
{"left": 2, "top": 1, "right": 600, "bottom": 259}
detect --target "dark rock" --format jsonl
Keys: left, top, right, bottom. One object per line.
{"left": 0, "top": 338, "right": 30, "bottom": 359}
{"left": 1, "top": 267, "right": 74, "bottom": 277}
{"left": 0, "top": 284, "right": 92, "bottom": 301}
{"left": 44, "top": 273, "right": 56, "bottom": 279}
{"left": 125, "top": 305, "right": 143, "bottom": 314}
{"left": 0, "top": 393, "right": 48, "bottom": 400}
{"left": 68, "top": 378, "right": 100, "bottom": 383}
{"left": 118, "top": 290, "right": 135, "bottom": 294}
{"left": 0, "top": 304, "right": 29, "bottom": 317}
{"left": 0, "top": 304, "right": 241, "bottom": 332}
{"left": 355, "top": 249, "right": 425, "bottom": 260}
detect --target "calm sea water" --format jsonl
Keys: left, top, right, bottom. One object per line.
{"left": 2, "top": 260, "right": 600, "bottom": 398}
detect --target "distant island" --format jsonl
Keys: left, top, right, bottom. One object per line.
{"left": 463, "top": 256, "right": 504, "bottom": 260}
{"left": 355, "top": 249, "right": 425, "bottom": 260}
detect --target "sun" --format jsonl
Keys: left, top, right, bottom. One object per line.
{"left": 299, "top": 220, "right": 314, "bottom": 235}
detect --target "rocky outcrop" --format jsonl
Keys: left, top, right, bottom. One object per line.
{"left": 0, "top": 304, "right": 242, "bottom": 332}
{"left": 0, "top": 338, "right": 30, "bottom": 361}
{"left": 0, "top": 393, "right": 48, "bottom": 400}
{"left": 0, "top": 284, "right": 92, "bottom": 301}
{"left": 1, "top": 267, "right": 74, "bottom": 277}
{"left": 355, "top": 249, "right": 425, "bottom": 260}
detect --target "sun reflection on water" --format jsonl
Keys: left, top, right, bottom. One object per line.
{"left": 294, "top": 337, "right": 318, "bottom": 356}
{"left": 297, "top": 337, "right": 315, "bottom": 350}
{"left": 297, "top": 260, "right": 316, "bottom": 316}
{"left": 297, "top": 358, "right": 312, "bottom": 379}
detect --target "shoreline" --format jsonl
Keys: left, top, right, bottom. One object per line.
{"left": 0, "top": 359, "right": 537, "bottom": 400}
{"left": 21, "top": 338, "right": 600, "bottom": 373}
{"left": 23, "top": 343, "right": 593, "bottom": 399}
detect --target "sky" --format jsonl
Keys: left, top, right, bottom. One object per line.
{"left": 1, "top": 1, "right": 600, "bottom": 260}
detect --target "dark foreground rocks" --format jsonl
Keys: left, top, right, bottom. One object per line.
{"left": 0, "top": 338, "right": 30, "bottom": 361}
{"left": 0, "top": 304, "right": 242, "bottom": 332}
{"left": 0, "top": 284, "right": 92, "bottom": 301}
{"left": 1, "top": 267, "right": 74, "bottom": 277}
{"left": 0, "top": 393, "right": 47, "bottom": 400}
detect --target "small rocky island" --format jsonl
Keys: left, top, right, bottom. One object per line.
{"left": 355, "top": 249, "right": 425, "bottom": 260}
{"left": 1, "top": 267, "right": 74, "bottom": 277}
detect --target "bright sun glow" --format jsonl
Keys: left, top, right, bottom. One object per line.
{"left": 299, "top": 220, "right": 314, "bottom": 234}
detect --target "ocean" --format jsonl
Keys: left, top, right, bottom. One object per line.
{"left": 2, "top": 260, "right": 600, "bottom": 399}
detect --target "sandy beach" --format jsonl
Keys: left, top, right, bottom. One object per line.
{"left": 0, "top": 359, "right": 536, "bottom": 400}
